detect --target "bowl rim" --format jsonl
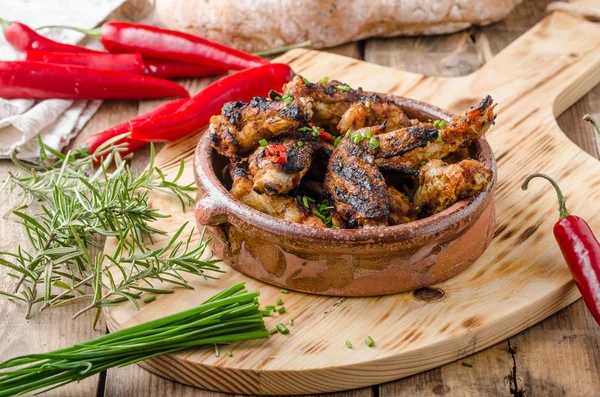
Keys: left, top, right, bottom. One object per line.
{"left": 194, "top": 93, "right": 496, "bottom": 245}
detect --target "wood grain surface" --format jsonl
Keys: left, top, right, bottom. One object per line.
{"left": 1, "top": 0, "right": 599, "bottom": 396}
{"left": 99, "top": 8, "right": 600, "bottom": 395}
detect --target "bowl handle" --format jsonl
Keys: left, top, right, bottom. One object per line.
{"left": 195, "top": 194, "right": 228, "bottom": 225}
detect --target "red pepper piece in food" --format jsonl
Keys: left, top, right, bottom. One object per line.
{"left": 130, "top": 63, "right": 294, "bottom": 142}
{"left": 522, "top": 173, "right": 600, "bottom": 325}
{"left": 0, "top": 61, "right": 189, "bottom": 100}
{"left": 319, "top": 130, "right": 335, "bottom": 143}
{"left": 19, "top": 51, "right": 145, "bottom": 74}
{"left": 143, "top": 58, "right": 227, "bottom": 79}
{"left": 46, "top": 22, "right": 268, "bottom": 71}
{"left": 0, "top": 18, "right": 98, "bottom": 53}
{"left": 265, "top": 144, "right": 288, "bottom": 164}
{"left": 84, "top": 98, "right": 189, "bottom": 157}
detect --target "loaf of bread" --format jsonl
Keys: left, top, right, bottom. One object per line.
{"left": 155, "top": 0, "right": 522, "bottom": 52}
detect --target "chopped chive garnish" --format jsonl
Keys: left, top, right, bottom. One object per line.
{"left": 420, "top": 161, "right": 426, "bottom": 166}
{"left": 288, "top": 318, "right": 293, "bottom": 326}
{"left": 268, "top": 328, "right": 278, "bottom": 335}
{"left": 331, "top": 225, "right": 340, "bottom": 229}
{"left": 260, "top": 309, "right": 273, "bottom": 316}
{"left": 415, "top": 206, "right": 421, "bottom": 214}
{"left": 274, "top": 96, "right": 282, "bottom": 101}
{"left": 365, "top": 336, "right": 375, "bottom": 347}
{"left": 369, "top": 137, "right": 380, "bottom": 148}
{"left": 462, "top": 362, "right": 473, "bottom": 367}
{"left": 298, "top": 126, "right": 312, "bottom": 132}
{"left": 214, "top": 344, "right": 220, "bottom": 357}
{"left": 302, "top": 196, "right": 309, "bottom": 208}
{"left": 436, "top": 134, "right": 443, "bottom": 143}
{"left": 333, "top": 136, "right": 342, "bottom": 147}
{"left": 345, "top": 340, "right": 352, "bottom": 348}
{"left": 338, "top": 162, "right": 343, "bottom": 168}
{"left": 143, "top": 296, "right": 156, "bottom": 304}
{"left": 365, "top": 101, "right": 371, "bottom": 108}
{"left": 259, "top": 139, "right": 268, "bottom": 147}
{"left": 320, "top": 76, "right": 329, "bottom": 84}
{"left": 302, "top": 77, "right": 310, "bottom": 84}
{"left": 265, "top": 305, "right": 276, "bottom": 310}
{"left": 313, "top": 210, "right": 326, "bottom": 220}
{"left": 280, "top": 289, "right": 289, "bottom": 294}
{"left": 227, "top": 350, "right": 233, "bottom": 357}
{"left": 276, "top": 298, "right": 283, "bottom": 305}
{"left": 427, "top": 119, "right": 433, "bottom": 122}
{"left": 363, "top": 129, "right": 372, "bottom": 139}
{"left": 297, "top": 141, "right": 303, "bottom": 147}
{"left": 276, "top": 323, "right": 289, "bottom": 334}
{"left": 439, "top": 120, "right": 447, "bottom": 128}
{"left": 433, "top": 120, "right": 441, "bottom": 128}
{"left": 277, "top": 306, "right": 286, "bottom": 314}
{"left": 336, "top": 84, "right": 351, "bottom": 92}
{"left": 352, "top": 134, "right": 362, "bottom": 144}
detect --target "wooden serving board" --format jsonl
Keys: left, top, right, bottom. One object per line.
{"left": 104, "top": 10, "right": 600, "bottom": 395}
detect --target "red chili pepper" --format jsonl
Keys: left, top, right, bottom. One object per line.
{"left": 319, "top": 130, "right": 335, "bottom": 143}
{"left": 0, "top": 18, "right": 97, "bottom": 53}
{"left": 142, "top": 58, "right": 226, "bottom": 79}
{"left": 84, "top": 98, "right": 188, "bottom": 157}
{"left": 265, "top": 144, "right": 288, "bottom": 164}
{"left": 522, "top": 173, "right": 600, "bottom": 325}
{"left": 0, "top": 61, "right": 189, "bottom": 100}
{"left": 18, "top": 51, "right": 145, "bottom": 74}
{"left": 47, "top": 22, "right": 268, "bottom": 71}
{"left": 130, "top": 63, "right": 294, "bottom": 142}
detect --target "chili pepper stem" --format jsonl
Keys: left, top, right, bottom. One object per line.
{"left": 522, "top": 173, "right": 570, "bottom": 220}
{"left": 253, "top": 40, "right": 312, "bottom": 57}
{"left": 0, "top": 18, "right": 11, "bottom": 32}
{"left": 36, "top": 25, "right": 102, "bottom": 39}
{"left": 583, "top": 114, "right": 600, "bottom": 137}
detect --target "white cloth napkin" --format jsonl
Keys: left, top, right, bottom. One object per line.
{"left": 0, "top": 0, "right": 126, "bottom": 159}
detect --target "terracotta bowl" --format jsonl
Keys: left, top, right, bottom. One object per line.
{"left": 193, "top": 94, "right": 496, "bottom": 297}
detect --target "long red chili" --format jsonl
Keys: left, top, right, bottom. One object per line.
{"left": 49, "top": 22, "right": 268, "bottom": 71}
{"left": 0, "top": 61, "right": 189, "bottom": 100}
{"left": 84, "top": 98, "right": 188, "bottom": 157}
{"left": 18, "top": 51, "right": 145, "bottom": 74}
{"left": 142, "top": 58, "right": 226, "bottom": 79}
{"left": 522, "top": 173, "right": 600, "bottom": 325}
{"left": 130, "top": 63, "right": 294, "bottom": 142}
{"left": 0, "top": 18, "right": 97, "bottom": 53}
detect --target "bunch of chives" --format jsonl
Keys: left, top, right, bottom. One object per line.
{"left": 0, "top": 283, "right": 268, "bottom": 396}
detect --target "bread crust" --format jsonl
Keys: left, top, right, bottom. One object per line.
{"left": 155, "top": 0, "right": 522, "bottom": 52}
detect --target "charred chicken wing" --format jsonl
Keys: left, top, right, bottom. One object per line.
{"left": 209, "top": 96, "right": 314, "bottom": 159}
{"left": 388, "top": 186, "right": 418, "bottom": 225}
{"left": 325, "top": 137, "right": 389, "bottom": 228}
{"left": 337, "top": 93, "right": 411, "bottom": 134}
{"left": 413, "top": 159, "right": 493, "bottom": 214}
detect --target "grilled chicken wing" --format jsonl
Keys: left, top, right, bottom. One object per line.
{"left": 248, "top": 134, "right": 321, "bottom": 195}
{"left": 209, "top": 96, "right": 313, "bottom": 159}
{"left": 413, "top": 159, "right": 492, "bottom": 214}
{"left": 230, "top": 163, "right": 326, "bottom": 227}
{"left": 283, "top": 75, "right": 361, "bottom": 132}
{"left": 325, "top": 137, "right": 389, "bottom": 228}
{"left": 337, "top": 94, "right": 411, "bottom": 134}
{"left": 388, "top": 186, "right": 418, "bottom": 225}
{"left": 376, "top": 96, "right": 496, "bottom": 170}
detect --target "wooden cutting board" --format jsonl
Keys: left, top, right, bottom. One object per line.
{"left": 104, "top": 10, "right": 600, "bottom": 395}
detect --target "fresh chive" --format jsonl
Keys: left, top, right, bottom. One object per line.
{"left": 365, "top": 336, "right": 375, "bottom": 347}
{"left": 276, "top": 298, "right": 283, "bottom": 305}
{"left": 439, "top": 120, "right": 447, "bottom": 129}
{"left": 227, "top": 350, "right": 233, "bottom": 357}
{"left": 274, "top": 96, "right": 282, "bottom": 101}
{"left": 369, "top": 137, "right": 380, "bottom": 148}
{"left": 297, "top": 141, "right": 303, "bottom": 147}
{"left": 302, "top": 77, "right": 310, "bottom": 84}
{"left": 268, "top": 328, "right": 278, "bottom": 335}
{"left": 302, "top": 196, "right": 309, "bottom": 208}
{"left": 364, "top": 101, "right": 371, "bottom": 108}
{"left": 260, "top": 309, "right": 273, "bottom": 316}
{"left": 280, "top": 289, "right": 289, "bottom": 294}
{"left": 462, "top": 362, "right": 473, "bottom": 367}
{"left": 323, "top": 216, "right": 332, "bottom": 225}
{"left": 352, "top": 134, "right": 362, "bottom": 144}
{"left": 338, "top": 162, "right": 343, "bottom": 168}
{"left": 333, "top": 136, "right": 343, "bottom": 147}
{"left": 436, "top": 134, "right": 443, "bottom": 143}
{"left": 259, "top": 139, "right": 268, "bottom": 147}
{"left": 277, "top": 306, "right": 286, "bottom": 314}
{"left": 336, "top": 84, "right": 351, "bottom": 92}
{"left": 420, "top": 161, "right": 427, "bottom": 166}
{"left": 313, "top": 210, "right": 326, "bottom": 220}
{"left": 298, "top": 126, "right": 312, "bottom": 132}
{"left": 363, "top": 129, "right": 372, "bottom": 139}
{"left": 433, "top": 120, "right": 441, "bottom": 128}
{"left": 288, "top": 318, "right": 293, "bottom": 326}
{"left": 276, "top": 323, "right": 289, "bottom": 334}
{"left": 320, "top": 76, "right": 329, "bottom": 84}
{"left": 214, "top": 344, "right": 220, "bottom": 357}
{"left": 345, "top": 340, "right": 352, "bottom": 348}
{"left": 415, "top": 206, "right": 421, "bottom": 214}
{"left": 331, "top": 225, "right": 340, "bottom": 229}
{"left": 305, "top": 196, "right": 316, "bottom": 203}
{"left": 265, "top": 305, "right": 276, "bottom": 310}
{"left": 143, "top": 296, "right": 156, "bottom": 304}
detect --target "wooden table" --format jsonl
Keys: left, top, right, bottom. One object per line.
{"left": 1, "top": 0, "right": 599, "bottom": 395}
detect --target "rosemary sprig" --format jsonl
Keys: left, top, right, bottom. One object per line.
{"left": 0, "top": 136, "right": 219, "bottom": 321}
{"left": 0, "top": 283, "right": 269, "bottom": 397}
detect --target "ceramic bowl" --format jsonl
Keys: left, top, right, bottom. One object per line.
{"left": 193, "top": 94, "right": 496, "bottom": 296}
